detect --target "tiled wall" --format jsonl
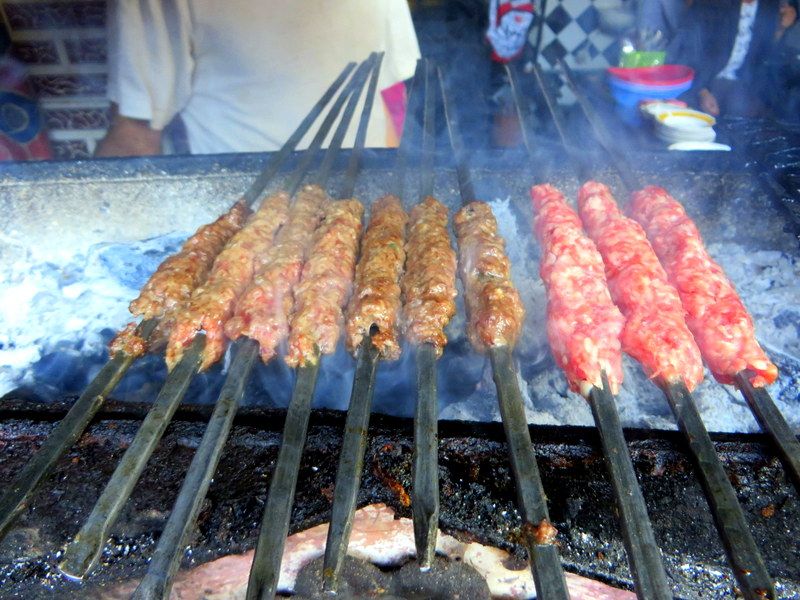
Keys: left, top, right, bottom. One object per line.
{"left": 3, "top": 0, "right": 109, "bottom": 160}
{"left": 535, "top": 0, "right": 621, "bottom": 70}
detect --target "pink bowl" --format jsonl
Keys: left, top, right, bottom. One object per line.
{"left": 607, "top": 65, "right": 695, "bottom": 87}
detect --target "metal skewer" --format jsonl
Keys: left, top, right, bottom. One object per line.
{"left": 0, "top": 319, "right": 157, "bottom": 540}
{"left": 319, "top": 334, "right": 381, "bottom": 593}
{"left": 552, "top": 59, "right": 776, "bottom": 600}
{"left": 734, "top": 372, "right": 800, "bottom": 490}
{"left": 412, "top": 59, "right": 441, "bottom": 570}
{"left": 588, "top": 377, "right": 672, "bottom": 600}
{"left": 0, "top": 63, "right": 358, "bottom": 545}
{"left": 59, "top": 335, "right": 205, "bottom": 578}
{"left": 245, "top": 52, "right": 384, "bottom": 600}
{"left": 132, "top": 56, "right": 377, "bottom": 600}
{"left": 56, "top": 61, "right": 364, "bottom": 580}
{"left": 320, "top": 58, "right": 425, "bottom": 594}
{"left": 440, "top": 66, "right": 570, "bottom": 600}
{"left": 519, "top": 62, "right": 672, "bottom": 599}
{"left": 664, "top": 383, "right": 775, "bottom": 599}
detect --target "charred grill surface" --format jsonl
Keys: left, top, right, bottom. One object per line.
{"left": 2, "top": 407, "right": 798, "bottom": 599}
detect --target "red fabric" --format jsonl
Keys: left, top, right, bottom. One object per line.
{"left": 0, "top": 57, "right": 52, "bottom": 160}
{"left": 381, "top": 81, "right": 407, "bottom": 141}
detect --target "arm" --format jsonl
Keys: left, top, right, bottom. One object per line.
{"left": 103, "top": 0, "right": 192, "bottom": 156}
{"left": 95, "top": 103, "right": 162, "bottom": 157}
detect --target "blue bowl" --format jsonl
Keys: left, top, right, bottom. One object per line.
{"left": 608, "top": 76, "right": 692, "bottom": 107}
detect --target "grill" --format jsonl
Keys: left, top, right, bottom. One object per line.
{"left": 1, "top": 55, "right": 799, "bottom": 599}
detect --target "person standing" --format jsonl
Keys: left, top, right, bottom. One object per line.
{"left": 671, "top": 0, "right": 780, "bottom": 116}
{"left": 97, "top": 0, "right": 420, "bottom": 156}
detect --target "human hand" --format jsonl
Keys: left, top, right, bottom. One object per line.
{"left": 779, "top": 1, "right": 797, "bottom": 35}
{"left": 699, "top": 88, "right": 720, "bottom": 116}
{"left": 95, "top": 104, "right": 162, "bottom": 157}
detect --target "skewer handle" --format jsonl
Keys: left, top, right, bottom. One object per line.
{"left": 588, "top": 380, "right": 672, "bottom": 600}
{"left": 664, "top": 383, "right": 775, "bottom": 600}
{"left": 413, "top": 343, "right": 440, "bottom": 569}
{"left": 246, "top": 361, "right": 320, "bottom": 600}
{"left": 321, "top": 337, "right": 380, "bottom": 593}
{"left": 132, "top": 339, "right": 259, "bottom": 600}
{"left": 489, "top": 347, "right": 570, "bottom": 600}
{"left": 735, "top": 372, "right": 800, "bottom": 490}
{"left": 242, "top": 61, "right": 356, "bottom": 205}
{"left": 59, "top": 335, "right": 205, "bottom": 579}
{"left": 0, "top": 318, "right": 157, "bottom": 540}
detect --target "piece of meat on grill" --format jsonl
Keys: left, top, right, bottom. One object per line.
{"left": 286, "top": 199, "right": 364, "bottom": 368}
{"left": 577, "top": 181, "right": 704, "bottom": 391}
{"left": 629, "top": 186, "right": 778, "bottom": 387}
{"left": 165, "top": 192, "right": 291, "bottom": 371}
{"left": 531, "top": 184, "right": 624, "bottom": 396}
{"left": 345, "top": 195, "right": 408, "bottom": 359}
{"left": 110, "top": 201, "right": 251, "bottom": 357}
{"left": 225, "top": 185, "right": 328, "bottom": 363}
{"left": 108, "top": 322, "right": 150, "bottom": 358}
{"left": 453, "top": 201, "right": 525, "bottom": 352}
{"left": 401, "top": 196, "right": 458, "bottom": 356}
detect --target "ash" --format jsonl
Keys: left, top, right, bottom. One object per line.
{"left": 1, "top": 168, "right": 799, "bottom": 434}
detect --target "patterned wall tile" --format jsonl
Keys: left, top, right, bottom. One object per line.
{"left": 29, "top": 73, "right": 107, "bottom": 97}
{"left": 4, "top": 1, "right": 105, "bottom": 31}
{"left": 11, "top": 40, "right": 60, "bottom": 64}
{"left": 44, "top": 107, "right": 109, "bottom": 130}
{"left": 64, "top": 37, "right": 106, "bottom": 63}
{"left": 534, "top": 0, "right": 625, "bottom": 70}
{"left": 50, "top": 139, "right": 91, "bottom": 159}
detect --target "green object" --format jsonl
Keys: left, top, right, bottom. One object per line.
{"left": 619, "top": 50, "right": 666, "bottom": 68}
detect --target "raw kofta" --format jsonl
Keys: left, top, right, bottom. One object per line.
{"left": 286, "top": 199, "right": 364, "bottom": 367}
{"left": 225, "top": 185, "right": 328, "bottom": 363}
{"left": 629, "top": 186, "right": 778, "bottom": 387}
{"left": 577, "top": 181, "right": 704, "bottom": 391}
{"left": 345, "top": 195, "right": 408, "bottom": 359}
{"left": 530, "top": 184, "right": 624, "bottom": 396}
{"left": 110, "top": 201, "right": 251, "bottom": 358}
{"left": 453, "top": 201, "right": 525, "bottom": 352}
{"left": 165, "top": 192, "right": 290, "bottom": 371}
{"left": 401, "top": 196, "right": 458, "bottom": 356}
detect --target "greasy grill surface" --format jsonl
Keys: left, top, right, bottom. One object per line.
{"left": 1, "top": 140, "right": 799, "bottom": 598}
{"left": 0, "top": 400, "right": 798, "bottom": 598}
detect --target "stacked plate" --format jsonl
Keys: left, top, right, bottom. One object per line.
{"left": 639, "top": 103, "right": 718, "bottom": 143}
{"left": 607, "top": 66, "right": 694, "bottom": 108}
{"left": 655, "top": 109, "right": 717, "bottom": 143}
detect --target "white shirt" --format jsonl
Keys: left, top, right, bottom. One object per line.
{"left": 108, "top": 0, "right": 420, "bottom": 153}
{"left": 717, "top": 0, "right": 759, "bottom": 81}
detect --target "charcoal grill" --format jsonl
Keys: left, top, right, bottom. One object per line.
{"left": 0, "top": 58, "right": 799, "bottom": 599}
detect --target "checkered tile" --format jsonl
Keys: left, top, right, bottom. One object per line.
{"left": 531, "top": 0, "right": 622, "bottom": 70}
{"left": 528, "top": 0, "right": 628, "bottom": 103}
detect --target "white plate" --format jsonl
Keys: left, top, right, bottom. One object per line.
{"left": 657, "top": 126, "right": 716, "bottom": 143}
{"left": 668, "top": 141, "right": 731, "bottom": 151}
{"left": 640, "top": 102, "right": 686, "bottom": 119}
{"left": 655, "top": 109, "right": 716, "bottom": 127}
